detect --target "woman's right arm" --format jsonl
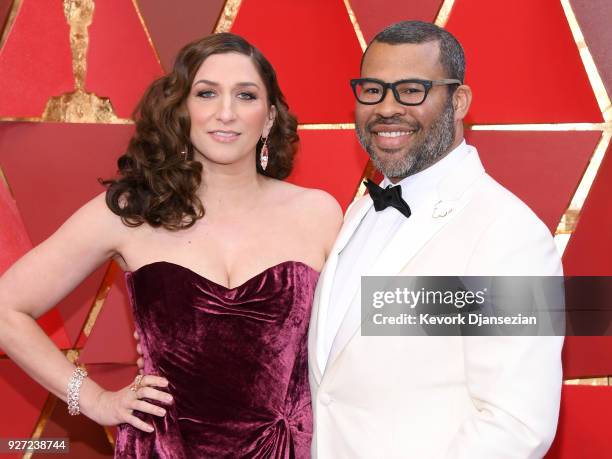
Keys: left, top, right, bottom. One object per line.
{"left": 0, "top": 193, "right": 170, "bottom": 432}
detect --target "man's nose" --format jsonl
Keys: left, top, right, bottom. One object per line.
{"left": 374, "top": 88, "right": 406, "bottom": 118}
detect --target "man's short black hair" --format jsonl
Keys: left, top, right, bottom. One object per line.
{"left": 362, "top": 20, "right": 465, "bottom": 84}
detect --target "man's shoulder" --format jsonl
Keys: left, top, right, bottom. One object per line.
{"left": 473, "top": 172, "right": 548, "bottom": 233}
{"left": 463, "top": 173, "right": 561, "bottom": 275}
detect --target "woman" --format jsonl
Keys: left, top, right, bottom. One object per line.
{"left": 0, "top": 33, "right": 342, "bottom": 458}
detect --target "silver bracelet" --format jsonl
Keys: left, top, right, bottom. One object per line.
{"left": 67, "top": 367, "right": 88, "bottom": 416}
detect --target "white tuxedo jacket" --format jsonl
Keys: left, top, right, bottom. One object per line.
{"left": 308, "top": 146, "right": 563, "bottom": 459}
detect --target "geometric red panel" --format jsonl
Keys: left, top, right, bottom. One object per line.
{"left": 465, "top": 130, "right": 600, "bottom": 232}
{"left": 446, "top": 0, "right": 602, "bottom": 124}
{"left": 0, "top": 176, "right": 70, "bottom": 353}
{"left": 0, "top": 0, "right": 73, "bottom": 117}
{"left": 545, "top": 385, "right": 612, "bottom": 458}
{"left": 31, "top": 308, "right": 73, "bottom": 353}
{"left": 85, "top": 0, "right": 164, "bottom": 118}
{"left": 0, "top": 360, "right": 50, "bottom": 445}
{"left": 350, "top": 0, "right": 443, "bottom": 43}
{"left": 571, "top": 0, "right": 612, "bottom": 99}
{"left": 563, "top": 336, "right": 612, "bottom": 379}
{"left": 287, "top": 129, "right": 369, "bottom": 211}
{"left": 0, "top": 122, "right": 135, "bottom": 345}
{"left": 0, "top": 122, "right": 133, "bottom": 244}
{"left": 232, "top": 0, "right": 363, "bottom": 123}
{"left": 79, "top": 265, "right": 137, "bottom": 365}
{"left": 137, "top": 0, "right": 226, "bottom": 71}
{"left": 561, "top": 142, "right": 612, "bottom": 379}
{"left": 563, "top": 140, "right": 612, "bottom": 275}
{"left": 0, "top": 176, "right": 31, "bottom": 274}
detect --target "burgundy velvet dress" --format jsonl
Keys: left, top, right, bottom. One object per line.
{"left": 114, "top": 260, "right": 318, "bottom": 458}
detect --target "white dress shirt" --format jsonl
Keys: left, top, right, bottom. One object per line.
{"left": 320, "top": 140, "right": 470, "bottom": 371}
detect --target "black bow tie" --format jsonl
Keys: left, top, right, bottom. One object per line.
{"left": 363, "top": 179, "right": 412, "bottom": 218}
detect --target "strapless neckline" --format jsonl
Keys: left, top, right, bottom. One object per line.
{"left": 126, "top": 260, "right": 319, "bottom": 291}
{"left": 117, "top": 257, "right": 317, "bottom": 458}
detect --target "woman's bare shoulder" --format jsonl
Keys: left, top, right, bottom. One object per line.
{"left": 67, "top": 192, "right": 134, "bottom": 243}
{"left": 272, "top": 181, "right": 343, "bottom": 221}
{"left": 273, "top": 182, "right": 343, "bottom": 255}
{"left": 299, "top": 187, "right": 343, "bottom": 222}
{"left": 79, "top": 191, "right": 126, "bottom": 223}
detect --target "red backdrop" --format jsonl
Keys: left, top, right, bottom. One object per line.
{"left": 0, "top": 0, "right": 610, "bottom": 457}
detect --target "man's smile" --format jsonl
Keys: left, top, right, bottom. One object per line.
{"left": 370, "top": 125, "right": 418, "bottom": 149}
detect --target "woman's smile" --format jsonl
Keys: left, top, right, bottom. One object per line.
{"left": 208, "top": 130, "right": 241, "bottom": 143}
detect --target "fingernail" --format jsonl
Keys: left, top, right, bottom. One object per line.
{"left": 159, "top": 408, "right": 166, "bottom": 416}
{"left": 165, "top": 395, "right": 173, "bottom": 403}
{"left": 147, "top": 425, "right": 154, "bottom": 432}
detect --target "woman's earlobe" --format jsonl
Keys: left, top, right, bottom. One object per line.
{"left": 269, "top": 105, "right": 277, "bottom": 123}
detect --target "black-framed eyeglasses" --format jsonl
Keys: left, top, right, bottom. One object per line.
{"left": 350, "top": 78, "right": 462, "bottom": 106}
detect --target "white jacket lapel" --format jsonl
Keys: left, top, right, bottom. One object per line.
{"left": 325, "top": 147, "right": 486, "bottom": 371}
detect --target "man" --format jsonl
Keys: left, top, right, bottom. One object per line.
{"left": 308, "top": 21, "right": 563, "bottom": 458}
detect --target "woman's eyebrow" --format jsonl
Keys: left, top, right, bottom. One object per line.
{"left": 192, "top": 79, "right": 260, "bottom": 89}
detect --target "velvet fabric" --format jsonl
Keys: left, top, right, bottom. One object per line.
{"left": 114, "top": 260, "right": 318, "bottom": 458}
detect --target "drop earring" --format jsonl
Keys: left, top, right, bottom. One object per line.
{"left": 260, "top": 137, "right": 269, "bottom": 171}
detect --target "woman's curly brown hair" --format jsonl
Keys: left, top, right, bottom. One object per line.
{"left": 103, "top": 33, "right": 299, "bottom": 230}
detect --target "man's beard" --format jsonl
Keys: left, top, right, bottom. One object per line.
{"left": 356, "top": 98, "right": 456, "bottom": 179}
